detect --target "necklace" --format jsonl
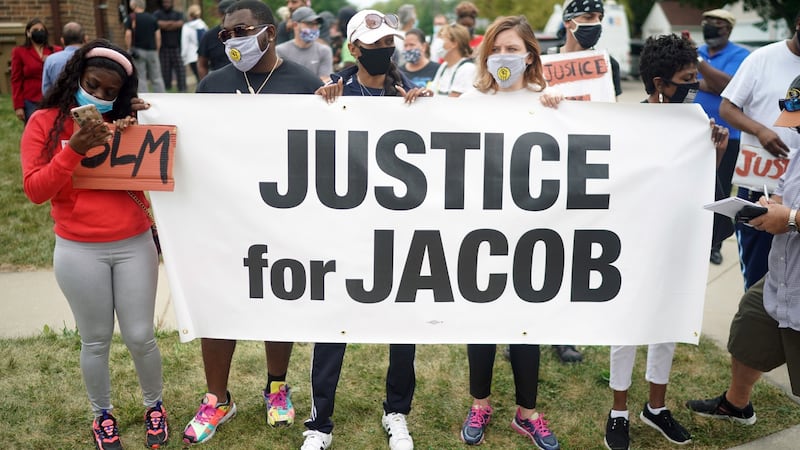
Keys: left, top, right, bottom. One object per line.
{"left": 356, "top": 75, "right": 385, "bottom": 97}
{"left": 243, "top": 57, "right": 281, "bottom": 94}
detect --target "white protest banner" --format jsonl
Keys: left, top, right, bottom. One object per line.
{"left": 140, "top": 94, "right": 714, "bottom": 345}
{"left": 540, "top": 49, "right": 615, "bottom": 102}
{"left": 732, "top": 144, "right": 795, "bottom": 191}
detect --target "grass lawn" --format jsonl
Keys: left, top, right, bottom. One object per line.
{"left": 2, "top": 330, "right": 800, "bottom": 449}
{"left": 1, "top": 93, "right": 799, "bottom": 448}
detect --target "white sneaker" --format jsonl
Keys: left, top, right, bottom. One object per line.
{"left": 300, "top": 429, "right": 332, "bottom": 450}
{"left": 381, "top": 412, "right": 414, "bottom": 450}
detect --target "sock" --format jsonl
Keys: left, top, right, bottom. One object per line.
{"left": 610, "top": 409, "right": 629, "bottom": 420}
{"left": 267, "top": 373, "right": 287, "bottom": 393}
{"left": 647, "top": 403, "right": 666, "bottom": 415}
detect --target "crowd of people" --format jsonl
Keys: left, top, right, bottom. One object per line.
{"left": 15, "top": 0, "right": 800, "bottom": 449}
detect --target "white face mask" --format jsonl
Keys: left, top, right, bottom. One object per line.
{"left": 435, "top": 42, "right": 449, "bottom": 60}
{"left": 225, "top": 25, "right": 270, "bottom": 72}
{"left": 486, "top": 53, "right": 528, "bottom": 89}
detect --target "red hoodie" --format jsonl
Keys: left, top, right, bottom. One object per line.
{"left": 21, "top": 108, "right": 152, "bottom": 242}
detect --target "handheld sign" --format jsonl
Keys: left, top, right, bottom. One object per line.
{"left": 540, "top": 49, "right": 615, "bottom": 102}
{"left": 732, "top": 144, "right": 795, "bottom": 191}
{"left": 72, "top": 124, "right": 177, "bottom": 191}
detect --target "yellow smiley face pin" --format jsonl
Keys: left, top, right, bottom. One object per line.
{"left": 229, "top": 48, "right": 242, "bottom": 62}
{"left": 497, "top": 66, "right": 511, "bottom": 82}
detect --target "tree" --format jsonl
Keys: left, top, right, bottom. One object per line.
{"left": 742, "top": 0, "right": 800, "bottom": 31}
{"left": 675, "top": 0, "right": 800, "bottom": 31}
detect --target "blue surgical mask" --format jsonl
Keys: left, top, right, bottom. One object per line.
{"left": 75, "top": 82, "right": 115, "bottom": 114}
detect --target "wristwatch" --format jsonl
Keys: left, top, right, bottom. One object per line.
{"left": 789, "top": 208, "right": 798, "bottom": 233}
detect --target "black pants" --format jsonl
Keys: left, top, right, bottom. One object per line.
{"left": 305, "top": 343, "right": 415, "bottom": 434}
{"left": 468, "top": 344, "right": 540, "bottom": 409}
{"left": 712, "top": 139, "right": 740, "bottom": 251}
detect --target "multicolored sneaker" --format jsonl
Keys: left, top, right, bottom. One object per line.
{"left": 264, "top": 382, "right": 295, "bottom": 427}
{"left": 92, "top": 410, "right": 123, "bottom": 450}
{"left": 511, "top": 409, "right": 560, "bottom": 450}
{"left": 461, "top": 404, "right": 493, "bottom": 445}
{"left": 182, "top": 392, "right": 237, "bottom": 445}
{"left": 144, "top": 401, "right": 168, "bottom": 448}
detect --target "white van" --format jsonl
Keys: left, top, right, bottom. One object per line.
{"left": 543, "top": 1, "right": 632, "bottom": 77}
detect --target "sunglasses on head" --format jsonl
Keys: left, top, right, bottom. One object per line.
{"left": 218, "top": 24, "right": 269, "bottom": 43}
{"left": 780, "top": 97, "right": 800, "bottom": 112}
{"left": 350, "top": 13, "right": 399, "bottom": 40}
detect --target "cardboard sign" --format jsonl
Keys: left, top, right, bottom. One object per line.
{"left": 540, "top": 49, "right": 616, "bottom": 102}
{"left": 732, "top": 144, "right": 794, "bottom": 191}
{"left": 72, "top": 124, "right": 177, "bottom": 191}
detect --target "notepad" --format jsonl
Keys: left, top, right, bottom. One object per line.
{"left": 703, "top": 197, "right": 761, "bottom": 219}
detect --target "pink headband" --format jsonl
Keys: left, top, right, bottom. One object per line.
{"left": 85, "top": 47, "right": 134, "bottom": 76}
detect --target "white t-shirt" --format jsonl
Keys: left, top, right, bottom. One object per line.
{"left": 721, "top": 40, "right": 800, "bottom": 153}
{"left": 432, "top": 58, "right": 476, "bottom": 96}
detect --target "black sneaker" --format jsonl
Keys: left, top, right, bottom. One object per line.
{"left": 553, "top": 345, "right": 583, "bottom": 363}
{"left": 603, "top": 413, "right": 629, "bottom": 450}
{"left": 639, "top": 404, "right": 691, "bottom": 445}
{"left": 686, "top": 391, "right": 756, "bottom": 425}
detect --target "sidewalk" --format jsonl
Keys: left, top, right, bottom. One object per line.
{"left": 1, "top": 235, "right": 798, "bottom": 447}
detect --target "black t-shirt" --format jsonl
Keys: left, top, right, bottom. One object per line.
{"left": 400, "top": 61, "right": 440, "bottom": 88}
{"left": 153, "top": 9, "right": 184, "bottom": 48}
{"left": 125, "top": 12, "right": 159, "bottom": 50}
{"left": 197, "top": 59, "right": 323, "bottom": 94}
{"left": 198, "top": 25, "right": 229, "bottom": 71}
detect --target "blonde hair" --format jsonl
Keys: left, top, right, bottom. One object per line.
{"left": 474, "top": 16, "right": 545, "bottom": 93}
{"left": 187, "top": 4, "right": 202, "bottom": 20}
{"left": 439, "top": 23, "right": 472, "bottom": 58}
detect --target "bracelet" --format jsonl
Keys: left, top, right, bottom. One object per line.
{"left": 696, "top": 55, "right": 704, "bottom": 64}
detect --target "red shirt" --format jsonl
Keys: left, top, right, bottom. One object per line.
{"left": 11, "top": 44, "right": 62, "bottom": 110}
{"left": 21, "top": 108, "right": 152, "bottom": 242}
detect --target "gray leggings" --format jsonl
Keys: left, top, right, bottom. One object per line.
{"left": 54, "top": 231, "right": 162, "bottom": 415}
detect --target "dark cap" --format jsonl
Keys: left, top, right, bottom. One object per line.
{"left": 292, "top": 6, "right": 322, "bottom": 24}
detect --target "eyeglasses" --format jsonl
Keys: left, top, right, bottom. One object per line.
{"left": 218, "top": 24, "right": 269, "bottom": 43}
{"left": 349, "top": 13, "right": 399, "bottom": 41}
{"left": 780, "top": 97, "right": 800, "bottom": 112}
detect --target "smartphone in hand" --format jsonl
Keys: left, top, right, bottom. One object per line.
{"left": 70, "top": 104, "right": 103, "bottom": 127}
{"left": 736, "top": 205, "right": 768, "bottom": 223}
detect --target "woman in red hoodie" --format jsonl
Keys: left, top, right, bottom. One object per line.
{"left": 11, "top": 18, "right": 62, "bottom": 123}
{"left": 20, "top": 39, "right": 168, "bottom": 450}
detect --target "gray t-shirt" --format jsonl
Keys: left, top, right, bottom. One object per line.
{"left": 276, "top": 41, "right": 333, "bottom": 79}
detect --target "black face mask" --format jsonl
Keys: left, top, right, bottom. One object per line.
{"left": 703, "top": 23, "right": 726, "bottom": 47}
{"left": 664, "top": 81, "right": 699, "bottom": 103}
{"left": 572, "top": 23, "right": 602, "bottom": 49}
{"left": 31, "top": 29, "right": 47, "bottom": 45}
{"left": 357, "top": 46, "right": 395, "bottom": 76}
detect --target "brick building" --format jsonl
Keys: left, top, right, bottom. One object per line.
{"left": 0, "top": 0, "right": 193, "bottom": 94}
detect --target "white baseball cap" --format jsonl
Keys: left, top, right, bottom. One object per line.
{"left": 347, "top": 10, "right": 403, "bottom": 44}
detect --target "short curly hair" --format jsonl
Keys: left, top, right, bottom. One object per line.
{"left": 639, "top": 34, "right": 697, "bottom": 95}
